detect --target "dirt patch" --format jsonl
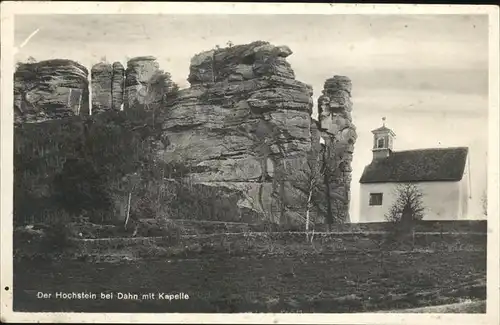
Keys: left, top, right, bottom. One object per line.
{"left": 381, "top": 300, "right": 486, "bottom": 313}
{"left": 13, "top": 250, "right": 486, "bottom": 313}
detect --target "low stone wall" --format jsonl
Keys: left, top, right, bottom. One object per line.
{"left": 13, "top": 218, "right": 487, "bottom": 261}
{"left": 315, "top": 220, "right": 487, "bottom": 234}
{"left": 63, "top": 219, "right": 489, "bottom": 240}
{"left": 74, "top": 231, "right": 486, "bottom": 258}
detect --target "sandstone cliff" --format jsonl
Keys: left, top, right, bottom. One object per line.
{"left": 13, "top": 42, "right": 356, "bottom": 228}
{"left": 111, "top": 62, "right": 125, "bottom": 111}
{"left": 14, "top": 59, "right": 89, "bottom": 124}
{"left": 124, "top": 56, "right": 161, "bottom": 110}
{"left": 91, "top": 62, "right": 113, "bottom": 114}
{"left": 157, "top": 41, "right": 327, "bottom": 224}
{"left": 91, "top": 61, "right": 126, "bottom": 113}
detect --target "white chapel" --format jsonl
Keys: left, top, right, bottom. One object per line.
{"left": 359, "top": 119, "right": 471, "bottom": 222}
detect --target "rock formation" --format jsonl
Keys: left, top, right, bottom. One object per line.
{"left": 157, "top": 41, "right": 320, "bottom": 224}
{"left": 124, "top": 56, "right": 161, "bottom": 110}
{"left": 14, "top": 59, "right": 89, "bottom": 123}
{"left": 13, "top": 42, "right": 357, "bottom": 227}
{"left": 15, "top": 56, "right": 175, "bottom": 121}
{"left": 91, "top": 61, "right": 126, "bottom": 113}
{"left": 111, "top": 62, "right": 125, "bottom": 111}
{"left": 91, "top": 62, "right": 113, "bottom": 114}
{"left": 318, "top": 76, "right": 357, "bottom": 223}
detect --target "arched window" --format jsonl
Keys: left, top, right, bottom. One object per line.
{"left": 377, "top": 137, "right": 385, "bottom": 149}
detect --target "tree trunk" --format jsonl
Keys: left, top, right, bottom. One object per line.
{"left": 258, "top": 158, "right": 267, "bottom": 221}
{"left": 279, "top": 159, "right": 287, "bottom": 226}
{"left": 144, "top": 84, "right": 150, "bottom": 111}
{"left": 280, "top": 179, "right": 286, "bottom": 225}
{"left": 124, "top": 192, "right": 132, "bottom": 230}
{"left": 411, "top": 228, "right": 415, "bottom": 250}
{"left": 380, "top": 250, "right": 384, "bottom": 272}
{"left": 212, "top": 51, "right": 216, "bottom": 83}
{"left": 323, "top": 168, "right": 333, "bottom": 230}
{"left": 157, "top": 168, "right": 164, "bottom": 214}
{"left": 305, "top": 188, "right": 312, "bottom": 239}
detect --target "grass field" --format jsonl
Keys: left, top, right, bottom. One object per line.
{"left": 13, "top": 249, "right": 486, "bottom": 313}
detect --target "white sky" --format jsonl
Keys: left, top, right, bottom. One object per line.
{"left": 14, "top": 14, "right": 489, "bottom": 220}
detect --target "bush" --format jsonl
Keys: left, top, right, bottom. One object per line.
{"left": 250, "top": 221, "right": 280, "bottom": 232}
{"left": 13, "top": 226, "right": 46, "bottom": 259}
{"left": 131, "top": 218, "right": 185, "bottom": 245}
{"left": 13, "top": 222, "right": 76, "bottom": 260}
{"left": 249, "top": 221, "right": 305, "bottom": 233}
{"left": 41, "top": 222, "right": 76, "bottom": 253}
{"left": 134, "top": 242, "right": 171, "bottom": 259}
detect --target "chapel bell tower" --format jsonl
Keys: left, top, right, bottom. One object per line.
{"left": 372, "top": 117, "right": 396, "bottom": 161}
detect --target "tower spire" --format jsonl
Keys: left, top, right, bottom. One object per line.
{"left": 371, "top": 119, "right": 395, "bottom": 161}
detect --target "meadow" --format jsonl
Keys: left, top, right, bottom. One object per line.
{"left": 13, "top": 225, "right": 487, "bottom": 313}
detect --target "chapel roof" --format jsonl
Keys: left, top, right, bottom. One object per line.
{"left": 359, "top": 147, "right": 469, "bottom": 184}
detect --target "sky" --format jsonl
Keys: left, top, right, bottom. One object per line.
{"left": 14, "top": 14, "right": 489, "bottom": 221}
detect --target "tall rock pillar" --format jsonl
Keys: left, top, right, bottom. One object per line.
{"left": 91, "top": 62, "right": 113, "bottom": 114}
{"left": 124, "top": 56, "right": 160, "bottom": 111}
{"left": 318, "top": 76, "right": 357, "bottom": 224}
{"left": 111, "top": 62, "right": 125, "bottom": 111}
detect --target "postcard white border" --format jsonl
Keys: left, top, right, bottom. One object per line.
{"left": 1, "top": 2, "right": 499, "bottom": 324}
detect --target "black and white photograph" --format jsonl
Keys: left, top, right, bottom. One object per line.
{"left": 1, "top": 2, "right": 499, "bottom": 324}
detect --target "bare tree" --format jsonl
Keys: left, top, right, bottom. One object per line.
{"left": 321, "top": 144, "right": 335, "bottom": 231}
{"left": 385, "top": 183, "right": 426, "bottom": 248}
{"left": 303, "top": 155, "right": 323, "bottom": 240}
{"left": 386, "top": 183, "right": 425, "bottom": 222}
{"left": 123, "top": 173, "right": 141, "bottom": 230}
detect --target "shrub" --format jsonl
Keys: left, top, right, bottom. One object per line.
{"left": 41, "top": 222, "right": 76, "bottom": 253}
{"left": 131, "top": 218, "right": 185, "bottom": 245}
{"left": 13, "top": 221, "right": 77, "bottom": 260}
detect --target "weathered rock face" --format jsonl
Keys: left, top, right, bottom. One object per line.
{"left": 14, "top": 59, "right": 89, "bottom": 124}
{"left": 91, "top": 62, "right": 113, "bottom": 114}
{"left": 318, "top": 76, "right": 357, "bottom": 223}
{"left": 188, "top": 41, "right": 295, "bottom": 85}
{"left": 111, "top": 62, "right": 125, "bottom": 111}
{"left": 91, "top": 61, "right": 125, "bottom": 113}
{"left": 124, "top": 56, "right": 161, "bottom": 110}
{"left": 157, "top": 41, "right": 322, "bottom": 225}
{"left": 13, "top": 44, "right": 356, "bottom": 228}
